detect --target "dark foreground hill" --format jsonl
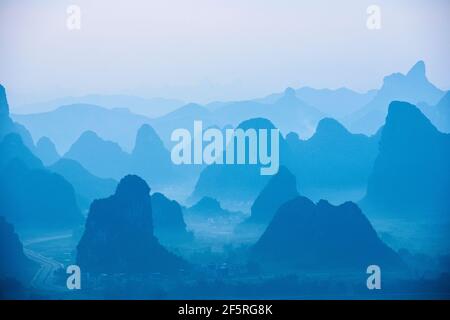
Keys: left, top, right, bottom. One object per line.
{"left": 361, "top": 101, "right": 450, "bottom": 218}
{"left": 0, "top": 216, "right": 37, "bottom": 283}
{"left": 251, "top": 196, "right": 404, "bottom": 271}
{"left": 77, "top": 175, "right": 185, "bottom": 274}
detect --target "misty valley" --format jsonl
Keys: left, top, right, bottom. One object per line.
{"left": 1, "top": 61, "right": 450, "bottom": 300}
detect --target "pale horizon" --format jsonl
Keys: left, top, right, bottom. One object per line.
{"left": 1, "top": 0, "right": 449, "bottom": 109}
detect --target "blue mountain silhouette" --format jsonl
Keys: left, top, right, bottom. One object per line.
{"left": 251, "top": 196, "right": 404, "bottom": 271}
{"left": 214, "top": 88, "right": 323, "bottom": 138}
{"left": 151, "top": 103, "right": 215, "bottom": 147}
{"left": 13, "top": 103, "right": 153, "bottom": 153}
{"left": 361, "top": 101, "right": 450, "bottom": 217}
{"left": 0, "top": 216, "right": 37, "bottom": 284}
{"left": 0, "top": 84, "right": 35, "bottom": 151}
{"left": 130, "top": 124, "right": 176, "bottom": 186}
{"left": 189, "top": 118, "right": 290, "bottom": 211}
{"left": 244, "top": 166, "right": 299, "bottom": 225}
{"left": 349, "top": 61, "right": 445, "bottom": 134}
{"left": 49, "top": 158, "right": 117, "bottom": 213}
{"left": 15, "top": 94, "right": 183, "bottom": 118}
{"left": 64, "top": 130, "right": 130, "bottom": 180}
{"left": 151, "top": 192, "right": 194, "bottom": 246}
{"left": 0, "top": 134, "right": 83, "bottom": 230}
{"left": 256, "top": 87, "right": 376, "bottom": 119}
{"left": 0, "top": 133, "right": 42, "bottom": 170}
{"left": 235, "top": 166, "right": 299, "bottom": 239}
{"left": 420, "top": 91, "right": 450, "bottom": 133}
{"left": 287, "top": 117, "right": 380, "bottom": 190}
{"left": 77, "top": 175, "right": 185, "bottom": 274}
{"left": 185, "top": 196, "right": 242, "bottom": 218}
{"left": 35, "top": 136, "right": 60, "bottom": 166}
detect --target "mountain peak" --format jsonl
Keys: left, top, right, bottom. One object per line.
{"left": 36, "top": 136, "right": 57, "bottom": 153}
{"left": 0, "top": 84, "right": 10, "bottom": 119}
{"left": 407, "top": 60, "right": 426, "bottom": 79}
{"left": 387, "top": 101, "right": 432, "bottom": 127}
{"left": 284, "top": 87, "right": 296, "bottom": 98}
{"left": 116, "top": 174, "right": 150, "bottom": 199}
{"left": 36, "top": 136, "right": 60, "bottom": 165}
{"left": 134, "top": 124, "right": 162, "bottom": 149}
{"left": 237, "top": 117, "right": 276, "bottom": 131}
{"left": 248, "top": 166, "right": 299, "bottom": 224}
{"left": 315, "top": 118, "right": 349, "bottom": 136}
{"left": 194, "top": 196, "right": 222, "bottom": 211}
{"left": 277, "top": 87, "right": 300, "bottom": 105}
{"left": 79, "top": 130, "right": 100, "bottom": 141}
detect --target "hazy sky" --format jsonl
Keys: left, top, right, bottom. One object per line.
{"left": 1, "top": 0, "right": 449, "bottom": 108}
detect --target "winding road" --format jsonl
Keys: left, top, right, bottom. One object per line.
{"left": 23, "top": 233, "right": 72, "bottom": 292}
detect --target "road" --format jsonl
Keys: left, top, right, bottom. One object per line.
{"left": 23, "top": 233, "right": 72, "bottom": 292}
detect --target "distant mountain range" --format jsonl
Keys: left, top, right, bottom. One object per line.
{"left": 13, "top": 104, "right": 153, "bottom": 153}
{"left": 64, "top": 130, "right": 130, "bottom": 180}
{"left": 49, "top": 158, "right": 117, "bottom": 213}
{"left": 256, "top": 86, "right": 377, "bottom": 119}
{"left": 348, "top": 61, "right": 445, "bottom": 134}
{"left": 13, "top": 94, "right": 184, "bottom": 118}
{"left": 189, "top": 118, "right": 291, "bottom": 211}
{"left": 213, "top": 88, "right": 324, "bottom": 138}
{"left": 185, "top": 196, "right": 242, "bottom": 219}
{"left": 63, "top": 124, "right": 184, "bottom": 190}
{"left": 11, "top": 61, "right": 447, "bottom": 154}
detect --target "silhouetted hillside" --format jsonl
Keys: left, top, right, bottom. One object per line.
{"left": 349, "top": 61, "right": 444, "bottom": 134}
{"left": 0, "top": 84, "right": 35, "bottom": 151}
{"left": 244, "top": 166, "right": 299, "bottom": 226}
{"left": 49, "top": 158, "right": 117, "bottom": 212}
{"left": 215, "top": 88, "right": 323, "bottom": 138}
{"left": 190, "top": 118, "right": 291, "bottom": 211}
{"left": 287, "top": 117, "right": 379, "bottom": 189}
{"left": 130, "top": 124, "right": 175, "bottom": 186}
{"left": 151, "top": 192, "right": 193, "bottom": 246}
{"left": 151, "top": 103, "right": 215, "bottom": 147}
{"left": 0, "top": 216, "right": 37, "bottom": 283}
{"left": 35, "top": 136, "right": 60, "bottom": 165}
{"left": 185, "top": 196, "right": 241, "bottom": 218}
{"left": 0, "top": 133, "right": 42, "bottom": 170}
{"left": 251, "top": 196, "right": 403, "bottom": 271}
{"left": 256, "top": 87, "right": 376, "bottom": 118}
{"left": 420, "top": 91, "right": 450, "bottom": 133}
{"left": 0, "top": 134, "right": 83, "bottom": 230}
{"left": 15, "top": 94, "right": 184, "bottom": 118}
{"left": 64, "top": 130, "right": 130, "bottom": 180}
{"left": 361, "top": 101, "right": 450, "bottom": 217}
{"left": 13, "top": 104, "right": 153, "bottom": 153}
{"left": 77, "top": 175, "right": 185, "bottom": 274}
